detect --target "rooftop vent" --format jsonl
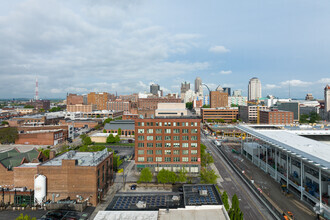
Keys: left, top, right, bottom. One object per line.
{"left": 199, "top": 190, "right": 208, "bottom": 196}
{"left": 136, "top": 201, "right": 146, "bottom": 209}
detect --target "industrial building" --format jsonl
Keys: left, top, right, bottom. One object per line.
{"left": 104, "top": 120, "right": 135, "bottom": 137}
{"left": 201, "top": 108, "right": 238, "bottom": 123}
{"left": 259, "top": 110, "right": 294, "bottom": 124}
{"left": 236, "top": 125, "right": 330, "bottom": 216}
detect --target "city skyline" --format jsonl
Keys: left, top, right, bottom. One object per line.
{"left": 1, "top": 0, "right": 330, "bottom": 99}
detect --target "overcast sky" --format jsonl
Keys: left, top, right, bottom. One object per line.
{"left": 1, "top": 0, "right": 330, "bottom": 99}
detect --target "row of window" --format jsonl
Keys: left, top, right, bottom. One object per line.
{"left": 137, "top": 143, "right": 198, "bottom": 148}
{"left": 138, "top": 128, "right": 198, "bottom": 134}
{"left": 138, "top": 149, "right": 198, "bottom": 155}
{"left": 137, "top": 157, "right": 198, "bottom": 162}
{"left": 137, "top": 136, "right": 198, "bottom": 141}
{"left": 137, "top": 122, "right": 198, "bottom": 127}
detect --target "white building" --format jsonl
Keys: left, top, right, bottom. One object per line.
{"left": 232, "top": 90, "right": 242, "bottom": 97}
{"left": 248, "top": 77, "right": 262, "bottom": 101}
{"left": 194, "top": 77, "right": 203, "bottom": 97}
{"left": 325, "top": 85, "right": 330, "bottom": 113}
{"left": 228, "top": 96, "right": 247, "bottom": 106}
{"left": 155, "top": 103, "right": 188, "bottom": 117}
{"left": 182, "top": 89, "right": 196, "bottom": 103}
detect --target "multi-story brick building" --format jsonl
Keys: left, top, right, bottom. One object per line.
{"left": 87, "top": 92, "right": 110, "bottom": 110}
{"left": 26, "top": 100, "right": 51, "bottom": 110}
{"left": 259, "top": 110, "right": 294, "bottom": 124}
{"left": 66, "top": 94, "right": 84, "bottom": 105}
{"left": 138, "top": 97, "right": 182, "bottom": 118}
{"left": 209, "top": 91, "right": 228, "bottom": 108}
{"left": 201, "top": 108, "right": 238, "bottom": 123}
{"left": 107, "top": 100, "right": 130, "bottom": 113}
{"left": 238, "top": 105, "right": 269, "bottom": 123}
{"left": 135, "top": 117, "right": 201, "bottom": 174}
{"left": 15, "top": 129, "right": 65, "bottom": 145}
{"left": 67, "top": 104, "right": 97, "bottom": 112}
{"left": 122, "top": 114, "right": 138, "bottom": 120}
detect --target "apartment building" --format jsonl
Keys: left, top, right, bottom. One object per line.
{"left": 209, "top": 91, "right": 228, "bottom": 108}
{"left": 259, "top": 110, "right": 294, "bottom": 124}
{"left": 87, "top": 92, "right": 110, "bottom": 110}
{"left": 238, "top": 105, "right": 269, "bottom": 123}
{"left": 201, "top": 108, "right": 238, "bottom": 123}
{"left": 67, "top": 104, "right": 97, "bottom": 113}
{"left": 135, "top": 117, "right": 201, "bottom": 174}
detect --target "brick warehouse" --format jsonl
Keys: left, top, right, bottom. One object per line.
{"left": 135, "top": 117, "right": 201, "bottom": 174}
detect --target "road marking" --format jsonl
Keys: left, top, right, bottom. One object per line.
{"left": 225, "top": 177, "right": 232, "bottom": 182}
{"left": 203, "top": 138, "right": 268, "bottom": 220}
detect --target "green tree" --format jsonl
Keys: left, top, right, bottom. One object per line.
{"left": 200, "top": 144, "right": 214, "bottom": 167}
{"left": 200, "top": 168, "right": 218, "bottom": 184}
{"left": 177, "top": 168, "right": 187, "bottom": 183}
{"left": 232, "top": 119, "right": 237, "bottom": 123}
{"left": 106, "top": 134, "right": 115, "bottom": 143}
{"left": 186, "top": 102, "right": 193, "bottom": 110}
{"left": 82, "top": 136, "right": 92, "bottom": 145}
{"left": 115, "top": 135, "right": 120, "bottom": 143}
{"left": 103, "top": 129, "right": 107, "bottom": 133}
{"left": 138, "top": 167, "right": 153, "bottom": 183}
{"left": 202, "top": 104, "right": 210, "bottom": 108}
{"left": 16, "top": 213, "right": 36, "bottom": 220}
{"left": 96, "top": 115, "right": 101, "bottom": 118}
{"left": 229, "top": 194, "right": 243, "bottom": 220}
{"left": 117, "top": 128, "right": 122, "bottom": 136}
{"left": 113, "top": 154, "right": 123, "bottom": 171}
{"left": 309, "top": 112, "right": 321, "bottom": 123}
{"left": 103, "top": 118, "right": 113, "bottom": 125}
{"left": 38, "top": 148, "right": 50, "bottom": 159}
{"left": 24, "top": 105, "right": 34, "bottom": 108}
{"left": 206, "top": 119, "right": 212, "bottom": 123}
{"left": 1, "top": 121, "right": 9, "bottom": 125}
{"left": 157, "top": 169, "right": 177, "bottom": 184}
{"left": 0, "top": 127, "right": 18, "bottom": 144}
{"left": 299, "top": 114, "right": 309, "bottom": 123}
{"left": 222, "top": 191, "right": 230, "bottom": 211}
{"left": 49, "top": 107, "right": 62, "bottom": 112}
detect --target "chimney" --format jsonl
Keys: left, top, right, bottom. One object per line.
{"left": 49, "top": 151, "right": 56, "bottom": 159}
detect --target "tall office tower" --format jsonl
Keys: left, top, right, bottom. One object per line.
{"left": 248, "top": 77, "right": 262, "bottom": 101}
{"left": 150, "top": 84, "right": 160, "bottom": 96}
{"left": 195, "top": 77, "right": 202, "bottom": 93}
{"left": 181, "top": 81, "right": 190, "bottom": 94}
{"left": 223, "top": 87, "right": 231, "bottom": 96}
{"left": 325, "top": 85, "right": 330, "bottom": 112}
{"left": 232, "top": 90, "right": 242, "bottom": 97}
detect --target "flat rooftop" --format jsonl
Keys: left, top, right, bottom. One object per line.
{"left": 94, "top": 211, "right": 158, "bottom": 220}
{"left": 237, "top": 125, "right": 330, "bottom": 169}
{"left": 183, "top": 184, "right": 222, "bottom": 206}
{"left": 41, "top": 149, "right": 111, "bottom": 167}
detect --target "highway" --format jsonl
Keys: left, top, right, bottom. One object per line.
{"left": 201, "top": 133, "right": 275, "bottom": 220}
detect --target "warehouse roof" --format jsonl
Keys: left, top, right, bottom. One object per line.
{"left": 0, "top": 148, "right": 41, "bottom": 170}
{"left": 104, "top": 120, "right": 135, "bottom": 130}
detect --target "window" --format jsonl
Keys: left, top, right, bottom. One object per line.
{"left": 177, "top": 122, "right": 180, "bottom": 126}
{"left": 173, "top": 122, "right": 176, "bottom": 126}
{"left": 138, "top": 136, "right": 144, "bottom": 141}
{"left": 165, "top": 136, "right": 171, "bottom": 140}
{"left": 165, "top": 157, "right": 171, "bottom": 162}
{"left": 173, "top": 129, "right": 180, "bottom": 133}
{"left": 138, "top": 157, "right": 144, "bottom": 162}
{"left": 191, "top": 136, "right": 197, "bottom": 141}
{"left": 141, "top": 122, "right": 144, "bottom": 126}
{"left": 147, "top": 157, "right": 153, "bottom": 162}
{"left": 147, "top": 143, "right": 153, "bottom": 147}
{"left": 147, "top": 150, "right": 153, "bottom": 154}
{"left": 191, "top": 157, "right": 198, "bottom": 162}
{"left": 138, "top": 129, "right": 144, "bottom": 133}
{"left": 165, "top": 143, "right": 171, "bottom": 147}
{"left": 165, "top": 129, "right": 171, "bottom": 134}
{"left": 164, "top": 122, "right": 167, "bottom": 126}
{"left": 174, "top": 157, "right": 180, "bottom": 162}
{"left": 173, "top": 143, "right": 180, "bottom": 148}
{"left": 182, "top": 143, "right": 188, "bottom": 148}
{"left": 147, "top": 136, "right": 153, "bottom": 140}
{"left": 191, "top": 129, "right": 198, "bottom": 133}
{"left": 151, "top": 122, "right": 153, "bottom": 126}
{"left": 186, "top": 122, "right": 189, "bottom": 126}
{"left": 191, "top": 143, "right": 197, "bottom": 148}
{"left": 191, "top": 150, "right": 197, "bottom": 154}
{"left": 182, "top": 129, "right": 188, "bottom": 133}
{"left": 147, "top": 122, "right": 150, "bottom": 126}
{"left": 138, "top": 122, "right": 141, "bottom": 126}
{"left": 191, "top": 122, "right": 194, "bottom": 126}
{"left": 156, "top": 157, "right": 162, "bottom": 162}
{"left": 182, "top": 150, "right": 188, "bottom": 155}
{"left": 173, "top": 136, "right": 180, "bottom": 140}
{"left": 138, "top": 143, "right": 144, "bottom": 147}
{"left": 156, "top": 122, "right": 159, "bottom": 126}
{"left": 182, "top": 157, "right": 188, "bottom": 162}
{"left": 165, "top": 150, "right": 171, "bottom": 155}
{"left": 159, "top": 122, "right": 162, "bottom": 126}
{"left": 174, "top": 150, "right": 180, "bottom": 155}
{"left": 156, "top": 143, "right": 162, "bottom": 148}
{"left": 182, "top": 136, "right": 189, "bottom": 141}
{"left": 156, "top": 150, "right": 162, "bottom": 155}
{"left": 138, "top": 150, "right": 144, "bottom": 155}
{"left": 147, "top": 129, "right": 153, "bottom": 134}
{"left": 156, "top": 129, "right": 162, "bottom": 134}
{"left": 156, "top": 136, "right": 162, "bottom": 140}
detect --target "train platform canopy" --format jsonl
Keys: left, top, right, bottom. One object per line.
{"left": 237, "top": 125, "right": 330, "bottom": 170}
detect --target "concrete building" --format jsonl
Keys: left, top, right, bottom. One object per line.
{"left": 238, "top": 105, "right": 269, "bottom": 123}
{"left": 107, "top": 100, "right": 130, "bottom": 113}
{"left": 38, "top": 149, "right": 113, "bottom": 206}
{"left": 194, "top": 77, "right": 203, "bottom": 97}
{"left": 66, "top": 94, "right": 84, "bottom": 105}
{"left": 135, "top": 117, "right": 201, "bottom": 173}
{"left": 87, "top": 92, "right": 110, "bottom": 110}
{"left": 305, "top": 93, "right": 314, "bottom": 101}
{"left": 276, "top": 101, "right": 300, "bottom": 122}
{"left": 138, "top": 97, "right": 182, "bottom": 118}
{"left": 259, "top": 110, "right": 294, "bottom": 124}
{"left": 15, "top": 108, "right": 37, "bottom": 115}
{"left": 155, "top": 103, "right": 188, "bottom": 117}
{"left": 67, "top": 104, "right": 97, "bottom": 113}
{"left": 203, "top": 95, "right": 209, "bottom": 106}
{"left": 181, "top": 82, "right": 190, "bottom": 94}
{"left": 228, "top": 96, "right": 247, "bottom": 107}
{"left": 182, "top": 89, "right": 196, "bottom": 103}
{"left": 209, "top": 91, "right": 228, "bottom": 108}
{"left": 201, "top": 108, "right": 238, "bottom": 123}
{"left": 104, "top": 120, "right": 135, "bottom": 137}
{"left": 325, "top": 85, "right": 330, "bottom": 113}
{"left": 232, "top": 90, "right": 242, "bottom": 97}
{"left": 150, "top": 84, "right": 160, "bottom": 96}
{"left": 248, "top": 77, "right": 262, "bottom": 101}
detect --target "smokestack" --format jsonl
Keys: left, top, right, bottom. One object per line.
{"left": 35, "top": 76, "right": 39, "bottom": 101}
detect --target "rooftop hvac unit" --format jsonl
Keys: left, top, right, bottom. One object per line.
{"left": 136, "top": 201, "right": 146, "bottom": 209}
{"left": 172, "top": 196, "right": 180, "bottom": 201}
{"left": 199, "top": 190, "right": 208, "bottom": 196}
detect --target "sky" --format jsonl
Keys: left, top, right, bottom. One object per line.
{"left": 0, "top": 0, "right": 330, "bottom": 99}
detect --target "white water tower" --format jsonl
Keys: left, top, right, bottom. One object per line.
{"left": 34, "top": 175, "right": 47, "bottom": 205}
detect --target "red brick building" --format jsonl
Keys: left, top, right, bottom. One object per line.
{"left": 210, "top": 91, "right": 228, "bottom": 108}
{"left": 87, "top": 92, "right": 110, "bottom": 110}
{"left": 122, "top": 114, "right": 138, "bottom": 120}
{"left": 67, "top": 104, "right": 97, "bottom": 112}
{"left": 201, "top": 108, "right": 238, "bottom": 123}
{"left": 107, "top": 100, "right": 131, "bottom": 113}
{"left": 259, "top": 110, "right": 294, "bottom": 124}
{"left": 15, "top": 129, "right": 65, "bottom": 145}
{"left": 135, "top": 117, "right": 201, "bottom": 174}
{"left": 66, "top": 94, "right": 84, "bottom": 105}
{"left": 138, "top": 97, "right": 182, "bottom": 118}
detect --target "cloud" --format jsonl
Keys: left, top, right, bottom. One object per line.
{"left": 264, "top": 84, "right": 281, "bottom": 89}
{"left": 317, "top": 78, "right": 330, "bottom": 84}
{"left": 280, "top": 80, "right": 312, "bottom": 87}
{"left": 220, "top": 70, "right": 232, "bottom": 75}
{"left": 209, "top": 45, "right": 230, "bottom": 53}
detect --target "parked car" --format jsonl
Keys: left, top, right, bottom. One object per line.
{"left": 130, "top": 184, "right": 137, "bottom": 190}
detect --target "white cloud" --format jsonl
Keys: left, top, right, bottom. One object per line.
{"left": 220, "top": 70, "right": 232, "bottom": 75}
{"left": 264, "top": 84, "right": 281, "bottom": 89}
{"left": 280, "top": 80, "right": 312, "bottom": 87}
{"left": 209, "top": 45, "right": 230, "bottom": 53}
{"left": 317, "top": 78, "right": 330, "bottom": 84}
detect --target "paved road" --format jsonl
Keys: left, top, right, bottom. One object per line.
{"left": 202, "top": 133, "right": 274, "bottom": 220}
